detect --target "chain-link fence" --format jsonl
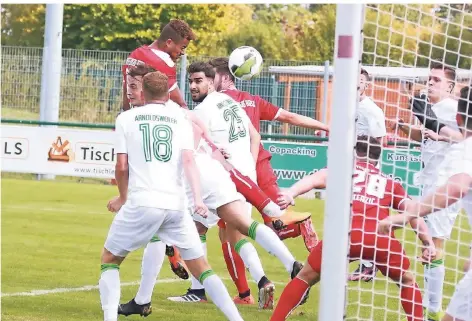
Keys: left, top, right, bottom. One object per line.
{"left": 3, "top": 46, "right": 470, "bottom": 138}
{"left": 1, "top": 46, "right": 326, "bottom": 137}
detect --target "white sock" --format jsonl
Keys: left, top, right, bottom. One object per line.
{"left": 135, "top": 240, "right": 166, "bottom": 305}
{"left": 99, "top": 264, "right": 120, "bottom": 321}
{"left": 262, "top": 201, "right": 284, "bottom": 218}
{"left": 201, "top": 271, "right": 244, "bottom": 321}
{"left": 248, "top": 221, "right": 295, "bottom": 273}
{"left": 235, "top": 239, "right": 265, "bottom": 283}
{"left": 361, "top": 260, "right": 373, "bottom": 268}
{"left": 424, "top": 260, "right": 445, "bottom": 313}
{"left": 191, "top": 235, "right": 208, "bottom": 290}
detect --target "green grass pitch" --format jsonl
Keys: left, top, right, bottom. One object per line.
{"left": 2, "top": 178, "right": 471, "bottom": 321}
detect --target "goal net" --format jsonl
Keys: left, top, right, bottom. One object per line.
{"left": 322, "top": 4, "right": 472, "bottom": 321}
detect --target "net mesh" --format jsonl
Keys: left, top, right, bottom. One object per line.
{"left": 344, "top": 4, "right": 472, "bottom": 320}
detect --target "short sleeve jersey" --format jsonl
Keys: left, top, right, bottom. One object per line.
{"left": 420, "top": 98, "right": 460, "bottom": 185}
{"left": 122, "top": 46, "right": 178, "bottom": 95}
{"left": 356, "top": 97, "right": 387, "bottom": 138}
{"left": 115, "top": 103, "right": 193, "bottom": 210}
{"left": 193, "top": 91, "right": 255, "bottom": 175}
{"left": 222, "top": 89, "right": 281, "bottom": 162}
{"left": 434, "top": 136, "right": 472, "bottom": 222}
{"left": 351, "top": 161, "right": 409, "bottom": 231}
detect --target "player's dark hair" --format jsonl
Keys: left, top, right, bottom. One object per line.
{"left": 158, "top": 19, "right": 196, "bottom": 43}
{"left": 127, "top": 64, "right": 156, "bottom": 78}
{"left": 430, "top": 62, "right": 456, "bottom": 82}
{"left": 355, "top": 135, "right": 382, "bottom": 161}
{"left": 208, "top": 57, "right": 235, "bottom": 82}
{"left": 360, "top": 68, "right": 370, "bottom": 81}
{"left": 458, "top": 86, "right": 472, "bottom": 130}
{"left": 142, "top": 71, "right": 169, "bottom": 101}
{"left": 188, "top": 61, "right": 215, "bottom": 79}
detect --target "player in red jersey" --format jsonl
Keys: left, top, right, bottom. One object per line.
{"left": 270, "top": 136, "right": 434, "bottom": 321}
{"left": 209, "top": 57, "right": 329, "bottom": 249}
{"left": 206, "top": 57, "right": 329, "bottom": 303}
{"left": 118, "top": 19, "right": 196, "bottom": 280}
{"left": 121, "top": 19, "right": 195, "bottom": 111}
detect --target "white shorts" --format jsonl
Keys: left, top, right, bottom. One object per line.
{"left": 187, "top": 153, "right": 244, "bottom": 228}
{"left": 422, "top": 184, "right": 461, "bottom": 239}
{"left": 104, "top": 204, "right": 202, "bottom": 260}
{"left": 446, "top": 269, "right": 472, "bottom": 320}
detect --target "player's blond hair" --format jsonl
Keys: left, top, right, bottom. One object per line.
{"left": 128, "top": 64, "right": 156, "bottom": 79}
{"left": 142, "top": 71, "right": 169, "bottom": 101}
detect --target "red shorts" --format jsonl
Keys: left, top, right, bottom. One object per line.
{"left": 307, "top": 229, "right": 410, "bottom": 280}
{"left": 256, "top": 157, "right": 279, "bottom": 202}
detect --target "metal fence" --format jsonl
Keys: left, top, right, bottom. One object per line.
{"left": 1, "top": 46, "right": 327, "bottom": 137}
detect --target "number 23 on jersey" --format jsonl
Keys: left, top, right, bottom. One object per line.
{"left": 223, "top": 104, "right": 247, "bottom": 143}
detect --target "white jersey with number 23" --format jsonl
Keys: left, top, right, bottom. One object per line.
{"left": 193, "top": 91, "right": 255, "bottom": 177}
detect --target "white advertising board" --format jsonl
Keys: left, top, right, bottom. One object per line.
{"left": 1, "top": 125, "right": 116, "bottom": 179}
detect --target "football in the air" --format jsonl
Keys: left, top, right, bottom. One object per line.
{"left": 228, "top": 46, "right": 263, "bottom": 81}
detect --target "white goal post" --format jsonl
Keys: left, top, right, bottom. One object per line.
{"left": 318, "top": 4, "right": 364, "bottom": 321}
{"left": 320, "top": 3, "right": 471, "bottom": 321}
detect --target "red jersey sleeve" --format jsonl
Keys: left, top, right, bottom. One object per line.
{"left": 391, "top": 181, "right": 410, "bottom": 211}
{"left": 255, "top": 95, "right": 281, "bottom": 121}
{"left": 126, "top": 47, "right": 178, "bottom": 92}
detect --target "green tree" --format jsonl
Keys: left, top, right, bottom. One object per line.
{"left": 223, "top": 4, "right": 334, "bottom": 62}
{"left": 1, "top": 4, "right": 45, "bottom": 46}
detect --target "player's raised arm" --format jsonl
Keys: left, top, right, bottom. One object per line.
{"left": 380, "top": 86, "right": 472, "bottom": 233}
{"left": 277, "top": 169, "right": 328, "bottom": 209}
{"left": 275, "top": 108, "right": 330, "bottom": 133}
{"left": 170, "top": 87, "right": 188, "bottom": 109}
{"left": 393, "top": 118, "right": 424, "bottom": 142}
{"left": 248, "top": 121, "right": 260, "bottom": 163}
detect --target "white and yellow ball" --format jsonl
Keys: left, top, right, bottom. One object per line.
{"left": 228, "top": 46, "right": 263, "bottom": 81}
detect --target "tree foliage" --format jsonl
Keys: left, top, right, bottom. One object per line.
{"left": 1, "top": 4, "right": 470, "bottom": 68}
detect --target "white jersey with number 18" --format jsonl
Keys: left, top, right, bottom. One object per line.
{"left": 193, "top": 91, "right": 255, "bottom": 177}
{"left": 114, "top": 103, "right": 194, "bottom": 211}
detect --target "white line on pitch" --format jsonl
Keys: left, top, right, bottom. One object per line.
{"left": 1, "top": 278, "right": 286, "bottom": 298}
{"left": 3, "top": 205, "right": 107, "bottom": 215}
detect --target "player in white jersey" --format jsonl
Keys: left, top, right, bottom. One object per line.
{"left": 394, "top": 63, "right": 462, "bottom": 320}
{"left": 379, "top": 85, "right": 472, "bottom": 321}
{"left": 117, "top": 63, "right": 301, "bottom": 311}
{"left": 355, "top": 68, "right": 387, "bottom": 141}
{"left": 167, "top": 61, "right": 304, "bottom": 309}
{"left": 350, "top": 68, "right": 388, "bottom": 282}
{"left": 100, "top": 71, "right": 244, "bottom": 321}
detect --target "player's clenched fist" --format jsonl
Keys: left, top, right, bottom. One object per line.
{"left": 420, "top": 245, "right": 437, "bottom": 264}
{"left": 277, "top": 191, "right": 295, "bottom": 210}
{"left": 377, "top": 218, "right": 393, "bottom": 235}
{"left": 194, "top": 200, "right": 209, "bottom": 218}
{"left": 107, "top": 196, "right": 125, "bottom": 213}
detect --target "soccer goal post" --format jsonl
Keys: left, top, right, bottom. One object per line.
{"left": 318, "top": 4, "right": 364, "bottom": 321}
{"left": 320, "top": 3, "right": 471, "bottom": 321}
